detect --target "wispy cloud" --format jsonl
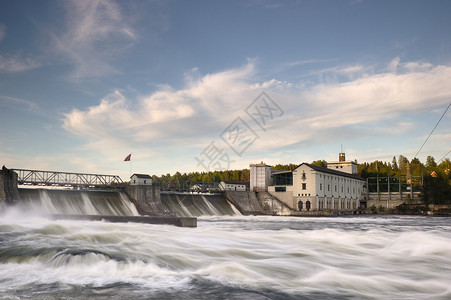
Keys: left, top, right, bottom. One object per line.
{"left": 51, "top": 0, "right": 136, "bottom": 81}
{"left": 0, "top": 95, "right": 39, "bottom": 110}
{"left": 0, "top": 54, "right": 41, "bottom": 72}
{"left": 0, "top": 24, "right": 41, "bottom": 72}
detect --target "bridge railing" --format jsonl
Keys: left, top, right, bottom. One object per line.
{"left": 12, "top": 169, "right": 123, "bottom": 188}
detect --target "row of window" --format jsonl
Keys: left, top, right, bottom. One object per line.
{"left": 319, "top": 183, "right": 359, "bottom": 194}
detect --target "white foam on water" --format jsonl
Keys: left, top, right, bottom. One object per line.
{"left": 0, "top": 215, "right": 450, "bottom": 299}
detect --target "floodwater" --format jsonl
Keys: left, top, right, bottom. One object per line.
{"left": 0, "top": 212, "right": 450, "bottom": 299}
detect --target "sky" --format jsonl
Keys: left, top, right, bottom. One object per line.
{"left": 0, "top": 0, "right": 450, "bottom": 180}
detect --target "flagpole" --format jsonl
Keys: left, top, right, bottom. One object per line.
{"left": 130, "top": 153, "right": 132, "bottom": 178}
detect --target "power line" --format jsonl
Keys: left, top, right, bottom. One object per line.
{"left": 438, "top": 150, "right": 451, "bottom": 163}
{"left": 414, "top": 103, "right": 451, "bottom": 159}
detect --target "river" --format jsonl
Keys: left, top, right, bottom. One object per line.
{"left": 0, "top": 210, "right": 450, "bottom": 299}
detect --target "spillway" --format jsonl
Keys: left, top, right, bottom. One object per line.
{"left": 18, "top": 189, "right": 140, "bottom": 216}
{"left": 16, "top": 188, "right": 241, "bottom": 218}
{"left": 161, "top": 193, "right": 241, "bottom": 217}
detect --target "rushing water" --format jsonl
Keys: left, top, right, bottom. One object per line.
{"left": 0, "top": 211, "right": 450, "bottom": 300}
{"left": 161, "top": 193, "right": 241, "bottom": 217}
{"left": 18, "top": 189, "right": 140, "bottom": 216}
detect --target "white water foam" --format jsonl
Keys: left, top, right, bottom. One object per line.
{"left": 0, "top": 215, "right": 450, "bottom": 299}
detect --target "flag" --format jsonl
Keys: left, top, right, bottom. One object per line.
{"left": 124, "top": 154, "right": 131, "bottom": 161}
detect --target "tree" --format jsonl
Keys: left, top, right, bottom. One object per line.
{"left": 410, "top": 157, "right": 424, "bottom": 176}
{"left": 425, "top": 156, "right": 437, "bottom": 170}
{"left": 392, "top": 156, "right": 399, "bottom": 173}
{"left": 201, "top": 173, "right": 212, "bottom": 182}
{"left": 311, "top": 160, "right": 327, "bottom": 167}
{"left": 398, "top": 155, "right": 409, "bottom": 175}
{"left": 422, "top": 173, "right": 451, "bottom": 205}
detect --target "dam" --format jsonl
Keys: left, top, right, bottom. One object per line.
{"left": 2, "top": 166, "right": 328, "bottom": 223}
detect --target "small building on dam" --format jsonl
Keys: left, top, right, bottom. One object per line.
{"left": 130, "top": 174, "right": 152, "bottom": 186}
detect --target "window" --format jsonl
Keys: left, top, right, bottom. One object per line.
{"left": 320, "top": 183, "right": 322, "bottom": 190}
{"left": 328, "top": 185, "right": 330, "bottom": 191}
{"left": 275, "top": 186, "right": 286, "bottom": 192}
{"left": 302, "top": 183, "right": 306, "bottom": 190}
{"left": 144, "top": 180, "right": 147, "bottom": 184}
{"left": 298, "top": 201, "right": 303, "bottom": 210}
{"left": 335, "top": 185, "right": 337, "bottom": 192}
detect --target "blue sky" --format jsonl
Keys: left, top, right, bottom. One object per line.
{"left": 0, "top": 0, "right": 450, "bottom": 179}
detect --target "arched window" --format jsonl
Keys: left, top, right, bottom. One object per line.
{"left": 298, "top": 200, "right": 303, "bottom": 211}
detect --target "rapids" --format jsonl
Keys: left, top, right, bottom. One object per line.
{"left": 0, "top": 212, "right": 450, "bottom": 299}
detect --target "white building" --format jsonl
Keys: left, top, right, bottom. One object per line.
{"left": 219, "top": 180, "right": 247, "bottom": 191}
{"left": 249, "top": 162, "right": 272, "bottom": 191}
{"left": 268, "top": 161, "right": 365, "bottom": 212}
{"left": 130, "top": 174, "right": 152, "bottom": 186}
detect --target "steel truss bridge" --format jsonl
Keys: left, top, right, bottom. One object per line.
{"left": 12, "top": 169, "right": 123, "bottom": 188}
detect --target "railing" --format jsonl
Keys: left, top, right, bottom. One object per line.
{"left": 12, "top": 169, "right": 123, "bottom": 188}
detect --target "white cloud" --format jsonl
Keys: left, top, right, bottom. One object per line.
{"left": 52, "top": 0, "right": 136, "bottom": 81}
{"left": 62, "top": 60, "right": 451, "bottom": 172}
{"left": 63, "top": 63, "right": 257, "bottom": 146}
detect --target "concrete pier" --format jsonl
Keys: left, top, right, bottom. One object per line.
{"left": 0, "top": 167, "right": 20, "bottom": 204}
{"left": 45, "top": 214, "right": 197, "bottom": 227}
{"left": 125, "top": 185, "right": 168, "bottom": 216}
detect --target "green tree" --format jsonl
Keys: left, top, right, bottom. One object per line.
{"left": 392, "top": 156, "right": 399, "bottom": 173}
{"left": 422, "top": 173, "right": 451, "bottom": 205}
{"left": 410, "top": 158, "right": 424, "bottom": 176}
{"left": 425, "top": 156, "right": 437, "bottom": 171}
{"left": 311, "top": 160, "right": 327, "bottom": 167}
{"left": 201, "top": 173, "right": 212, "bottom": 182}
{"left": 398, "top": 155, "right": 409, "bottom": 175}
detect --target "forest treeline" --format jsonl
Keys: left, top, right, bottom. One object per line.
{"left": 153, "top": 155, "right": 451, "bottom": 182}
